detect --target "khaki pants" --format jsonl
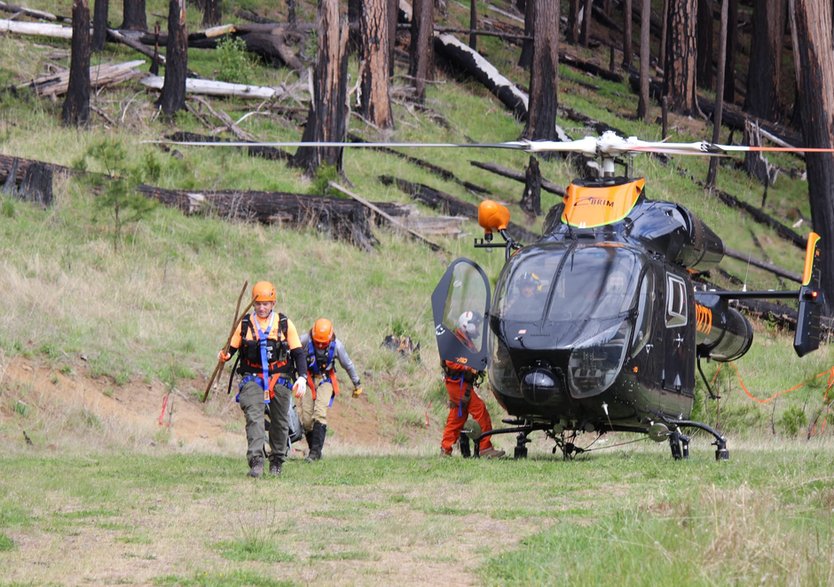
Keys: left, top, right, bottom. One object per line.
{"left": 238, "top": 379, "right": 291, "bottom": 463}
{"left": 299, "top": 378, "right": 334, "bottom": 431}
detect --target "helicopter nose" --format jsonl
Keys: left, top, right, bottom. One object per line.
{"left": 521, "top": 367, "right": 561, "bottom": 404}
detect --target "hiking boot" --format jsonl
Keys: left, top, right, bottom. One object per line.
{"left": 480, "top": 447, "right": 505, "bottom": 459}
{"left": 248, "top": 456, "right": 264, "bottom": 478}
{"left": 268, "top": 459, "right": 282, "bottom": 476}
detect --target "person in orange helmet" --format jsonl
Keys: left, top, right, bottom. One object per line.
{"left": 298, "top": 318, "right": 363, "bottom": 462}
{"left": 218, "top": 281, "right": 307, "bottom": 478}
{"left": 441, "top": 311, "right": 505, "bottom": 459}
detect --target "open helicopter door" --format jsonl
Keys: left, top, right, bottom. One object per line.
{"left": 431, "top": 258, "right": 491, "bottom": 372}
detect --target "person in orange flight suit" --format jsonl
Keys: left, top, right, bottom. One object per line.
{"left": 218, "top": 281, "right": 307, "bottom": 478}
{"left": 440, "top": 311, "right": 505, "bottom": 459}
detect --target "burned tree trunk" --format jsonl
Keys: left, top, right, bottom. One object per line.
{"left": 358, "top": 0, "right": 393, "bottom": 128}
{"left": 723, "top": 0, "right": 738, "bottom": 103}
{"left": 92, "top": 0, "right": 108, "bottom": 51}
{"left": 520, "top": 156, "right": 541, "bottom": 216}
{"left": 292, "top": 0, "right": 349, "bottom": 175}
{"left": 62, "top": 0, "right": 91, "bottom": 127}
{"left": 201, "top": 0, "right": 220, "bottom": 27}
{"left": 663, "top": 0, "right": 696, "bottom": 114}
{"left": 523, "top": 0, "right": 559, "bottom": 139}
{"left": 637, "top": 0, "right": 650, "bottom": 121}
{"left": 518, "top": 0, "right": 533, "bottom": 69}
{"left": 157, "top": 0, "right": 187, "bottom": 118}
{"left": 696, "top": 0, "right": 713, "bottom": 89}
{"left": 409, "top": 0, "right": 434, "bottom": 103}
{"left": 622, "top": 0, "right": 632, "bottom": 68}
{"left": 793, "top": 0, "right": 834, "bottom": 315}
{"left": 121, "top": 0, "right": 146, "bottom": 30}
{"left": 745, "top": 0, "right": 785, "bottom": 121}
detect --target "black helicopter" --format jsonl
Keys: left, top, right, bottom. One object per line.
{"left": 431, "top": 132, "right": 824, "bottom": 461}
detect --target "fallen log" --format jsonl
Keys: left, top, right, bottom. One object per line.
{"left": 470, "top": 160, "right": 566, "bottom": 196}
{"left": 329, "top": 182, "right": 447, "bottom": 253}
{"left": 0, "top": 154, "right": 73, "bottom": 186}
{"left": 379, "top": 175, "right": 540, "bottom": 244}
{"left": 433, "top": 32, "right": 529, "bottom": 121}
{"left": 346, "top": 133, "right": 491, "bottom": 196}
{"left": 166, "top": 131, "right": 292, "bottom": 161}
{"left": 723, "top": 247, "right": 802, "bottom": 283}
{"left": 0, "top": 1, "right": 68, "bottom": 22}
{"left": 140, "top": 74, "right": 284, "bottom": 99}
{"left": 20, "top": 60, "right": 146, "bottom": 97}
{"left": 0, "top": 18, "right": 73, "bottom": 38}
{"left": 136, "top": 185, "right": 410, "bottom": 250}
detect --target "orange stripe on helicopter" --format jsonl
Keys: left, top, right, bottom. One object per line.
{"left": 562, "top": 178, "right": 645, "bottom": 228}
{"left": 695, "top": 304, "right": 712, "bottom": 335}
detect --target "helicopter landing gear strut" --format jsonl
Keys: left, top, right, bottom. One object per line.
{"left": 668, "top": 419, "right": 729, "bottom": 461}
{"left": 668, "top": 428, "right": 690, "bottom": 460}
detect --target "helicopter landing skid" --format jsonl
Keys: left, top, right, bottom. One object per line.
{"left": 667, "top": 419, "right": 729, "bottom": 461}
{"left": 471, "top": 421, "right": 552, "bottom": 459}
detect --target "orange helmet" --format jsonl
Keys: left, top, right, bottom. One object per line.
{"left": 252, "top": 281, "right": 276, "bottom": 302}
{"left": 311, "top": 318, "right": 334, "bottom": 346}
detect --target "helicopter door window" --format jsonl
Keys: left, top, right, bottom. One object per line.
{"left": 630, "top": 271, "right": 654, "bottom": 356}
{"left": 665, "top": 274, "right": 688, "bottom": 328}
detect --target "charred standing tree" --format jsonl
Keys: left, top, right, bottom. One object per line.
{"left": 348, "top": 0, "right": 362, "bottom": 53}
{"left": 622, "top": 0, "right": 632, "bottom": 68}
{"left": 121, "top": 0, "right": 147, "bottom": 30}
{"left": 663, "top": 0, "right": 697, "bottom": 115}
{"left": 723, "top": 0, "right": 738, "bottom": 103}
{"left": 92, "top": 0, "right": 108, "bottom": 51}
{"left": 62, "top": 0, "right": 91, "bottom": 127}
{"left": 696, "top": 0, "right": 713, "bottom": 89}
{"left": 523, "top": 0, "right": 559, "bottom": 140}
{"left": 518, "top": 0, "right": 533, "bottom": 68}
{"left": 637, "top": 0, "right": 650, "bottom": 121}
{"left": 387, "top": 0, "right": 397, "bottom": 76}
{"left": 792, "top": 0, "right": 834, "bottom": 315}
{"left": 358, "top": 0, "right": 393, "bottom": 128}
{"left": 745, "top": 0, "right": 786, "bottom": 121}
{"left": 581, "top": 0, "right": 592, "bottom": 46}
{"left": 409, "top": 0, "right": 434, "bottom": 103}
{"left": 201, "top": 0, "right": 220, "bottom": 27}
{"left": 567, "top": 0, "right": 581, "bottom": 44}
{"left": 158, "top": 0, "right": 187, "bottom": 118}
{"left": 293, "top": 0, "right": 349, "bottom": 175}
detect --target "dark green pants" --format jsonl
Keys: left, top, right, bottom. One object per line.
{"left": 238, "top": 380, "right": 291, "bottom": 463}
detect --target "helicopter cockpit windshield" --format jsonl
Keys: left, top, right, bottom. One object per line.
{"left": 495, "top": 243, "right": 642, "bottom": 327}
{"left": 491, "top": 244, "right": 645, "bottom": 399}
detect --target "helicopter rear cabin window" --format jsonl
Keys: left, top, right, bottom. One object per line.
{"left": 665, "top": 274, "right": 688, "bottom": 327}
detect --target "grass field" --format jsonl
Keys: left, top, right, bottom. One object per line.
{"left": 1, "top": 441, "right": 833, "bottom": 586}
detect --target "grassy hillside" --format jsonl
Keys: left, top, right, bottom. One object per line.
{"left": 1, "top": 0, "right": 832, "bottom": 447}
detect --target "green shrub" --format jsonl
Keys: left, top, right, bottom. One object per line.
{"left": 779, "top": 406, "right": 807, "bottom": 436}
{"left": 215, "top": 37, "right": 255, "bottom": 84}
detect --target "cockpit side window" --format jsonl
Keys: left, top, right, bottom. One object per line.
{"left": 630, "top": 270, "right": 654, "bottom": 357}
{"left": 665, "top": 274, "right": 688, "bottom": 328}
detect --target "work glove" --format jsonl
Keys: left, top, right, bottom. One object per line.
{"left": 293, "top": 376, "right": 307, "bottom": 399}
{"left": 352, "top": 385, "right": 363, "bottom": 398}
{"left": 217, "top": 349, "right": 231, "bottom": 362}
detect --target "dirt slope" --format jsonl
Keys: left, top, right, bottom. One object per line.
{"left": 0, "top": 356, "right": 429, "bottom": 456}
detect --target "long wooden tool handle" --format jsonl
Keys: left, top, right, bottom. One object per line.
{"left": 203, "top": 281, "right": 251, "bottom": 403}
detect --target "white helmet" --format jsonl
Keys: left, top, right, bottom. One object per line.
{"left": 457, "top": 311, "right": 483, "bottom": 338}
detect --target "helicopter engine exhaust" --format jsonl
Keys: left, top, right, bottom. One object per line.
{"left": 694, "top": 294, "right": 754, "bottom": 362}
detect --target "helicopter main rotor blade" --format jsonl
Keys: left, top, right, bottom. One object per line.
{"left": 143, "top": 139, "right": 532, "bottom": 150}
{"left": 144, "top": 131, "right": 834, "bottom": 156}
